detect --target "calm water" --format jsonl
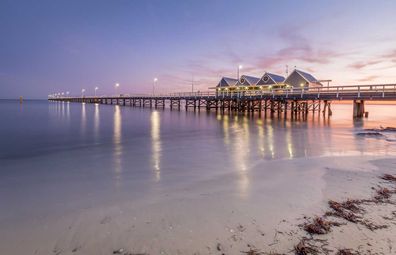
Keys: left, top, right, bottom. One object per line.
{"left": 0, "top": 99, "right": 396, "bottom": 234}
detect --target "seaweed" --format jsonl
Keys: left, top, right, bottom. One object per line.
{"left": 380, "top": 174, "right": 396, "bottom": 182}
{"left": 374, "top": 187, "right": 393, "bottom": 200}
{"left": 336, "top": 249, "right": 360, "bottom": 255}
{"left": 303, "top": 217, "right": 341, "bottom": 235}
{"left": 241, "top": 248, "right": 264, "bottom": 255}
{"left": 294, "top": 239, "right": 317, "bottom": 255}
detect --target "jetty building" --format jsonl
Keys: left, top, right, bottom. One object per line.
{"left": 215, "top": 69, "right": 322, "bottom": 92}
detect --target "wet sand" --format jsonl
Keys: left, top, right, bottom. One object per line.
{"left": 1, "top": 155, "right": 396, "bottom": 255}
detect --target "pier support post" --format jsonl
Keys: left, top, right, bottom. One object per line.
{"left": 323, "top": 100, "right": 333, "bottom": 117}
{"left": 323, "top": 100, "right": 327, "bottom": 116}
{"left": 353, "top": 100, "right": 365, "bottom": 118}
{"left": 284, "top": 101, "right": 288, "bottom": 118}
{"left": 270, "top": 100, "right": 275, "bottom": 117}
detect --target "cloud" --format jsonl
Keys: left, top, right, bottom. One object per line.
{"left": 255, "top": 26, "right": 342, "bottom": 71}
{"left": 349, "top": 49, "right": 396, "bottom": 70}
{"left": 382, "top": 50, "right": 396, "bottom": 62}
{"left": 358, "top": 75, "right": 379, "bottom": 82}
{"left": 348, "top": 60, "right": 382, "bottom": 69}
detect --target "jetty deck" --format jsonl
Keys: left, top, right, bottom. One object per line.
{"left": 50, "top": 84, "right": 396, "bottom": 118}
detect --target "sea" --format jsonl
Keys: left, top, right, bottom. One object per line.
{"left": 0, "top": 99, "right": 395, "bottom": 254}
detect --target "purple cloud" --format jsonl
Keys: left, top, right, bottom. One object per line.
{"left": 255, "top": 26, "right": 342, "bottom": 71}
{"left": 349, "top": 49, "right": 396, "bottom": 70}
{"left": 348, "top": 60, "right": 382, "bottom": 70}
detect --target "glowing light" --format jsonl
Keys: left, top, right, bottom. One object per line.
{"left": 113, "top": 105, "right": 122, "bottom": 183}
{"left": 94, "top": 103, "right": 100, "bottom": 140}
{"left": 151, "top": 111, "right": 161, "bottom": 182}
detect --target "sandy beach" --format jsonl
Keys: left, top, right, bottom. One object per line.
{"left": 2, "top": 155, "right": 396, "bottom": 255}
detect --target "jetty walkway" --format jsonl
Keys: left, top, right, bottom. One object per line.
{"left": 49, "top": 84, "right": 396, "bottom": 118}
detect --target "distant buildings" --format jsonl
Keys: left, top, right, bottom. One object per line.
{"left": 215, "top": 69, "right": 323, "bottom": 91}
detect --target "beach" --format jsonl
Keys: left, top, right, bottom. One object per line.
{"left": 1, "top": 101, "right": 396, "bottom": 254}
{"left": 2, "top": 156, "right": 396, "bottom": 254}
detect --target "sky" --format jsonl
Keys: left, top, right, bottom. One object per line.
{"left": 0, "top": 0, "right": 396, "bottom": 99}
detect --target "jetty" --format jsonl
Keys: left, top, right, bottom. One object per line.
{"left": 50, "top": 83, "right": 396, "bottom": 118}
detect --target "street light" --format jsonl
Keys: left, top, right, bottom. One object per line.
{"left": 237, "top": 64, "right": 243, "bottom": 80}
{"left": 66, "top": 91, "right": 70, "bottom": 97}
{"left": 95, "top": 87, "right": 99, "bottom": 97}
{"left": 153, "top": 78, "right": 158, "bottom": 96}
{"left": 81, "top": 89, "right": 85, "bottom": 97}
{"left": 115, "top": 83, "right": 120, "bottom": 96}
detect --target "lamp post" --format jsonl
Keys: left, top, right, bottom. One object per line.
{"left": 237, "top": 65, "right": 243, "bottom": 80}
{"left": 153, "top": 78, "right": 158, "bottom": 96}
{"left": 94, "top": 87, "right": 98, "bottom": 97}
{"left": 115, "top": 83, "right": 120, "bottom": 96}
{"left": 81, "top": 89, "right": 85, "bottom": 98}
{"left": 66, "top": 91, "right": 70, "bottom": 97}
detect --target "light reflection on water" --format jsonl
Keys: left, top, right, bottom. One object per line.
{"left": 228, "top": 115, "right": 250, "bottom": 197}
{"left": 81, "top": 102, "right": 86, "bottom": 135}
{"left": 113, "top": 105, "right": 122, "bottom": 182}
{"left": 1, "top": 100, "right": 396, "bottom": 189}
{"left": 94, "top": 103, "right": 99, "bottom": 140}
{"left": 1, "top": 100, "right": 396, "bottom": 228}
{"left": 151, "top": 111, "right": 161, "bottom": 182}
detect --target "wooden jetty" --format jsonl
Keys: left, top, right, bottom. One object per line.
{"left": 49, "top": 84, "right": 396, "bottom": 118}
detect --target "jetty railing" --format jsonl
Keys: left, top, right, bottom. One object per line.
{"left": 50, "top": 84, "right": 396, "bottom": 100}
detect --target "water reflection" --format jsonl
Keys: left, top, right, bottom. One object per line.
{"left": 113, "top": 105, "right": 122, "bottom": 181}
{"left": 151, "top": 111, "right": 161, "bottom": 182}
{"left": 256, "top": 119, "right": 265, "bottom": 157}
{"left": 266, "top": 120, "right": 275, "bottom": 159}
{"left": 222, "top": 114, "right": 230, "bottom": 145}
{"left": 62, "top": 101, "right": 65, "bottom": 118}
{"left": 66, "top": 102, "right": 70, "bottom": 122}
{"left": 94, "top": 104, "right": 100, "bottom": 141}
{"left": 81, "top": 103, "right": 86, "bottom": 135}
{"left": 231, "top": 115, "right": 250, "bottom": 197}
{"left": 217, "top": 113, "right": 338, "bottom": 163}
{"left": 286, "top": 122, "right": 294, "bottom": 159}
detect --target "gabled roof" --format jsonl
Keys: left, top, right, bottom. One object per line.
{"left": 295, "top": 69, "right": 320, "bottom": 83}
{"left": 267, "top": 72, "right": 285, "bottom": 83}
{"left": 257, "top": 72, "right": 285, "bottom": 85}
{"left": 237, "top": 75, "right": 260, "bottom": 86}
{"left": 284, "top": 69, "right": 322, "bottom": 86}
{"left": 217, "top": 77, "right": 238, "bottom": 87}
